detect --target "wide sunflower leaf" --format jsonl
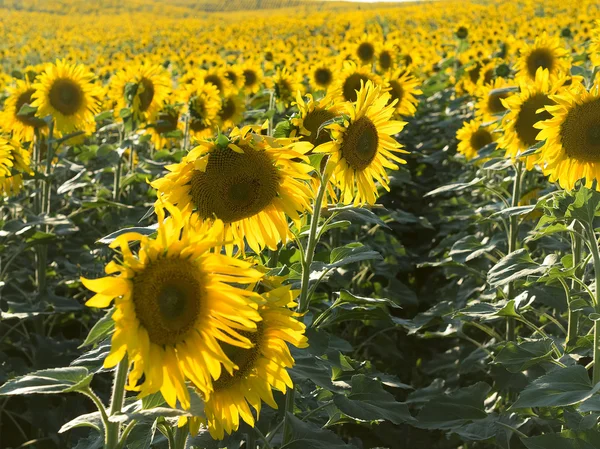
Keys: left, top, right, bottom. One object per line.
{"left": 280, "top": 413, "right": 357, "bottom": 449}
{"left": 494, "top": 339, "right": 556, "bottom": 373}
{"left": 512, "top": 365, "right": 600, "bottom": 409}
{"left": 0, "top": 367, "right": 92, "bottom": 395}
{"left": 333, "top": 375, "right": 414, "bottom": 424}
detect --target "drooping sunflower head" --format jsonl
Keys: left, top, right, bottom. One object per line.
{"left": 456, "top": 120, "right": 497, "bottom": 161}
{"left": 515, "top": 33, "right": 571, "bottom": 82}
{"left": 475, "top": 77, "right": 516, "bottom": 122}
{"left": 191, "top": 279, "right": 307, "bottom": 440}
{"left": 31, "top": 59, "right": 103, "bottom": 134}
{"left": 110, "top": 63, "right": 171, "bottom": 124}
{"left": 0, "top": 78, "right": 47, "bottom": 142}
{"left": 536, "top": 82, "right": 600, "bottom": 190}
{"left": 80, "top": 202, "right": 265, "bottom": 408}
{"left": 328, "top": 60, "right": 381, "bottom": 104}
{"left": 182, "top": 79, "right": 221, "bottom": 140}
{"left": 151, "top": 126, "right": 314, "bottom": 254}
{"left": 316, "top": 80, "right": 408, "bottom": 206}
{"left": 147, "top": 103, "right": 181, "bottom": 150}
{"left": 383, "top": 68, "right": 422, "bottom": 117}
{"left": 291, "top": 92, "right": 339, "bottom": 147}
{"left": 498, "top": 68, "right": 568, "bottom": 170}
{"left": 269, "top": 67, "right": 304, "bottom": 107}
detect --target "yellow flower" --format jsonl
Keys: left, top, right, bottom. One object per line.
{"left": 183, "top": 79, "right": 221, "bottom": 140}
{"left": 217, "top": 92, "right": 246, "bottom": 131}
{"left": 147, "top": 104, "right": 181, "bottom": 150}
{"left": 315, "top": 80, "right": 408, "bottom": 205}
{"left": 270, "top": 67, "right": 304, "bottom": 107}
{"left": 0, "top": 78, "right": 47, "bottom": 142}
{"left": 515, "top": 33, "right": 571, "bottom": 82}
{"left": 110, "top": 63, "right": 171, "bottom": 124}
{"left": 239, "top": 61, "right": 264, "bottom": 95}
{"left": 194, "top": 281, "right": 308, "bottom": 439}
{"left": 0, "top": 136, "right": 32, "bottom": 196}
{"left": 328, "top": 60, "right": 381, "bottom": 103}
{"left": 31, "top": 59, "right": 103, "bottom": 134}
{"left": 80, "top": 203, "right": 264, "bottom": 408}
{"left": 291, "top": 92, "right": 339, "bottom": 147}
{"left": 536, "top": 82, "right": 600, "bottom": 190}
{"left": 456, "top": 120, "right": 497, "bottom": 161}
{"left": 497, "top": 68, "right": 569, "bottom": 170}
{"left": 383, "top": 69, "right": 422, "bottom": 117}
{"left": 151, "top": 125, "right": 314, "bottom": 254}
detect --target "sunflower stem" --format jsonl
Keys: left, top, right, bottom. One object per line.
{"left": 173, "top": 422, "right": 188, "bottom": 449}
{"left": 282, "top": 166, "right": 329, "bottom": 445}
{"left": 506, "top": 160, "right": 523, "bottom": 342}
{"left": 567, "top": 221, "right": 583, "bottom": 347}
{"left": 106, "top": 355, "right": 129, "bottom": 449}
{"left": 246, "top": 431, "right": 256, "bottom": 449}
{"left": 584, "top": 222, "right": 600, "bottom": 384}
{"left": 113, "top": 154, "right": 123, "bottom": 202}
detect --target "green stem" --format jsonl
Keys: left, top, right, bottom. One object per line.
{"left": 567, "top": 224, "right": 582, "bottom": 346}
{"left": 584, "top": 223, "right": 600, "bottom": 384}
{"left": 174, "top": 422, "right": 188, "bottom": 449}
{"left": 282, "top": 168, "right": 329, "bottom": 445}
{"left": 246, "top": 430, "right": 256, "bottom": 449}
{"left": 106, "top": 356, "right": 129, "bottom": 449}
{"left": 113, "top": 155, "right": 123, "bottom": 202}
{"left": 506, "top": 161, "right": 523, "bottom": 342}
{"left": 82, "top": 388, "right": 110, "bottom": 433}
{"left": 115, "top": 420, "right": 137, "bottom": 449}
{"left": 254, "top": 426, "right": 273, "bottom": 449}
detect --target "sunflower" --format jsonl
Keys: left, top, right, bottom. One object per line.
{"left": 456, "top": 120, "right": 497, "bottom": 161}
{"left": 147, "top": 104, "right": 181, "bottom": 150}
{"left": 223, "top": 65, "right": 245, "bottom": 91}
{"left": 201, "top": 67, "right": 233, "bottom": 95}
{"left": 328, "top": 60, "right": 381, "bottom": 103}
{"left": 0, "top": 136, "right": 32, "bottom": 196}
{"left": 192, "top": 280, "right": 308, "bottom": 439}
{"left": 383, "top": 69, "right": 422, "bottom": 117}
{"left": 217, "top": 92, "right": 245, "bottom": 130}
{"left": 536, "top": 82, "right": 600, "bottom": 190}
{"left": 240, "top": 61, "right": 263, "bottom": 95}
{"left": 270, "top": 67, "right": 304, "bottom": 107}
{"left": 151, "top": 125, "right": 313, "bottom": 255}
{"left": 80, "top": 203, "right": 264, "bottom": 408}
{"left": 31, "top": 59, "right": 103, "bottom": 134}
{"left": 475, "top": 77, "right": 515, "bottom": 122}
{"left": 110, "top": 63, "right": 171, "bottom": 124}
{"left": 183, "top": 80, "right": 221, "bottom": 140}
{"left": 497, "top": 68, "right": 569, "bottom": 170}
{"left": 308, "top": 62, "right": 335, "bottom": 92}
{"left": 515, "top": 33, "right": 571, "bottom": 82}
{"left": 377, "top": 42, "right": 398, "bottom": 72}
{"left": 0, "top": 78, "right": 47, "bottom": 142}
{"left": 315, "top": 81, "right": 408, "bottom": 205}
{"left": 291, "top": 92, "right": 339, "bottom": 147}
{"left": 353, "top": 34, "right": 378, "bottom": 64}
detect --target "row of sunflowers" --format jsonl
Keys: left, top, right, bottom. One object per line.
{"left": 3, "top": 0, "right": 600, "bottom": 448}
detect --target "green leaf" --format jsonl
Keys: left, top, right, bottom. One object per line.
{"left": 73, "top": 433, "right": 103, "bottom": 449}
{"left": 566, "top": 187, "right": 600, "bottom": 225}
{"left": 425, "top": 177, "right": 482, "bottom": 197}
{"left": 326, "top": 205, "right": 388, "bottom": 227}
{"left": 489, "top": 205, "right": 536, "bottom": 219}
{"left": 0, "top": 367, "right": 92, "bottom": 395}
{"left": 488, "top": 249, "right": 552, "bottom": 288}
{"left": 337, "top": 290, "right": 401, "bottom": 309}
{"left": 522, "top": 432, "right": 600, "bottom": 449}
{"left": 416, "top": 382, "right": 490, "bottom": 430}
{"left": 126, "top": 421, "right": 157, "bottom": 449}
{"left": 449, "top": 235, "right": 496, "bottom": 263}
{"left": 17, "top": 103, "right": 38, "bottom": 116}
{"left": 333, "top": 375, "right": 414, "bottom": 424}
{"left": 80, "top": 308, "right": 115, "bottom": 348}
{"left": 329, "top": 243, "right": 382, "bottom": 268}
{"left": 513, "top": 366, "right": 600, "bottom": 409}
{"left": 59, "top": 412, "right": 103, "bottom": 434}
{"left": 494, "top": 339, "right": 556, "bottom": 373}
{"left": 281, "top": 413, "right": 356, "bottom": 449}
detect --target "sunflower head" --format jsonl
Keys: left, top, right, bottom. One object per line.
{"left": 80, "top": 202, "right": 265, "bottom": 408}
{"left": 456, "top": 120, "right": 497, "bottom": 161}
{"left": 111, "top": 63, "right": 171, "bottom": 124}
{"left": 0, "top": 136, "right": 32, "bottom": 196}
{"left": 0, "top": 78, "right": 47, "bottom": 142}
{"left": 328, "top": 60, "right": 381, "bottom": 104}
{"left": 315, "top": 80, "right": 408, "bottom": 205}
{"left": 515, "top": 33, "right": 571, "bottom": 82}
{"left": 384, "top": 69, "right": 422, "bottom": 117}
{"left": 475, "top": 77, "right": 516, "bottom": 122}
{"left": 31, "top": 59, "right": 103, "bottom": 134}
{"left": 291, "top": 92, "right": 339, "bottom": 147}
{"left": 536, "top": 81, "right": 600, "bottom": 190}
{"left": 151, "top": 126, "right": 313, "bottom": 254}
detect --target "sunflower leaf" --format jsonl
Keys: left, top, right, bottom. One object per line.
{"left": 0, "top": 367, "right": 92, "bottom": 395}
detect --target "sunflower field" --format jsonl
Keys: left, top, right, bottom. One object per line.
{"left": 5, "top": 0, "right": 600, "bottom": 448}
